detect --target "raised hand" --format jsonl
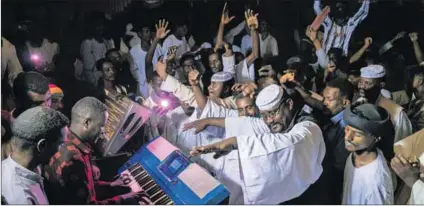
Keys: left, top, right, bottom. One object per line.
{"left": 409, "top": 32, "right": 419, "bottom": 42}
{"left": 189, "top": 137, "right": 237, "bottom": 159}
{"left": 392, "top": 31, "right": 406, "bottom": 42}
{"left": 166, "top": 46, "right": 177, "bottom": 61}
{"left": 245, "top": 9, "right": 259, "bottom": 30}
{"left": 188, "top": 70, "right": 200, "bottom": 86}
{"left": 155, "top": 19, "right": 170, "bottom": 40}
{"left": 155, "top": 59, "right": 168, "bottom": 80}
{"left": 221, "top": 2, "right": 235, "bottom": 25}
{"left": 305, "top": 25, "right": 317, "bottom": 42}
{"left": 183, "top": 119, "right": 208, "bottom": 134}
{"left": 364, "top": 37, "right": 372, "bottom": 48}
{"left": 390, "top": 155, "right": 420, "bottom": 187}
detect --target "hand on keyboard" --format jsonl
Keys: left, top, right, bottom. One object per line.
{"left": 121, "top": 191, "right": 153, "bottom": 205}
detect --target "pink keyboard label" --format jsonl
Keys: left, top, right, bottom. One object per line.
{"left": 147, "top": 137, "right": 179, "bottom": 161}
{"left": 178, "top": 164, "right": 220, "bottom": 199}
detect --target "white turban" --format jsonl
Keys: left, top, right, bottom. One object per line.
{"left": 255, "top": 84, "right": 284, "bottom": 111}
{"left": 211, "top": 72, "right": 234, "bottom": 83}
{"left": 360, "top": 65, "right": 386, "bottom": 79}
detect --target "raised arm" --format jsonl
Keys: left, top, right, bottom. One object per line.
{"left": 80, "top": 39, "right": 97, "bottom": 85}
{"left": 146, "top": 20, "right": 170, "bottom": 82}
{"left": 215, "top": 3, "right": 235, "bottom": 51}
{"left": 188, "top": 70, "right": 207, "bottom": 112}
{"left": 409, "top": 33, "right": 423, "bottom": 65}
{"left": 351, "top": 0, "right": 370, "bottom": 24}
{"left": 245, "top": 9, "right": 259, "bottom": 67}
{"left": 306, "top": 25, "right": 328, "bottom": 69}
{"left": 350, "top": 37, "right": 372, "bottom": 64}
{"left": 313, "top": 0, "right": 323, "bottom": 15}
{"left": 224, "top": 21, "right": 246, "bottom": 44}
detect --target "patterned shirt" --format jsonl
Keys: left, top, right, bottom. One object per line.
{"left": 44, "top": 131, "right": 123, "bottom": 205}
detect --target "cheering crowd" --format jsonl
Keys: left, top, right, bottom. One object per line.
{"left": 1, "top": 0, "right": 424, "bottom": 204}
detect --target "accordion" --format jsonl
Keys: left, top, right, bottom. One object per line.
{"left": 96, "top": 90, "right": 152, "bottom": 157}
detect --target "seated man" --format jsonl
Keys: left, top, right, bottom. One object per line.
{"left": 2, "top": 107, "right": 69, "bottom": 204}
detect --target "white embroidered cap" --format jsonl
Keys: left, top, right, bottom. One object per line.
{"left": 211, "top": 72, "right": 234, "bottom": 83}
{"left": 286, "top": 56, "right": 301, "bottom": 66}
{"left": 232, "top": 45, "right": 242, "bottom": 53}
{"left": 255, "top": 84, "right": 284, "bottom": 111}
{"left": 201, "top": 42, "right": 212, "bottom": 49}
{"left": 360, "top": 65, "right": 386, "bottom": 79}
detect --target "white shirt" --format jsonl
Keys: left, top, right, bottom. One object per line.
{"left": 259, "top": 34, "right": 279, "bottom": 58}
{"left": 342, "top": 149, "right": 394, "bottom": 204}
{"left": 222, "top": 55, "right": 255, "bottom": 83}
{"left": 162, "top": 34, "right": 191, "bottom": 60}
{"left": 409, "top": 180, "right": 424, "bottom": 204}
{"left": 2, "top": 37, "right": 23, "bottom": 87}
{"left": 227, "top": 118, "right": 325, "bottom": 204}
{"left": 2, "top": 157, "right": 49, "bottom": 205}
{"left": 314, "top": 0, "right": 370, "bottom": 56}
{"left": 241, "top": 34, "right": 252, "bottom": 56}
{"left": 80, "top": 38, "right": 114, "bottom": 84}
{"left": 130, "top": 44, "right": 149, "bottom": 98}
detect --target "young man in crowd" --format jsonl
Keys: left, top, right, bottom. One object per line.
{"left": 406, "top": 66, "right": 424, "bottom": 132}
{"left": 2, "top": 106, "right": 69, "bottom": 204}
{"left": 48, "top": 83, "right": 64, "bottom": 111}
{"left": 44, "top": 97, "right": 151, "bottom": 204}
{"left": 342, "top": 103, "right": 395, "bottom": 204}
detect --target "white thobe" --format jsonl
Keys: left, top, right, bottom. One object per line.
{"left": 129, "top": 44, "right": 149, "bottom": 98}
{"left": 314, "top": 0, "right": 370, "bottom": 56}
{"left": 222, "top": 55, "right": 255, "bottom": 83}
{"left": 162, "top": 34, "right": 191, "bottom": 60}
{"left": 342, "top": 149, "right": 394, "bottom": 204}
{"left": 224, "top": 118, "right": 325, "bottom": 204}
{"left": 409, "top": 180, "right": 424, "bottom": 204}
{"left": 80, "top": 38, "right": 114, "bottom": 84}
{"left": 259, "top": 34, "right": 279, "bottom": 58}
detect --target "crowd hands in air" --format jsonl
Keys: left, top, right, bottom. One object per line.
{"left": 1, "top": 0, "right": 424, "bottom": 205}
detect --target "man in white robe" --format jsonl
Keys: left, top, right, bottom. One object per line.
{"left": 190, "top": 84, "right": 326, "bottom": 204}
{"left": 342, "top": 104, "right": 395, "bottom": 204}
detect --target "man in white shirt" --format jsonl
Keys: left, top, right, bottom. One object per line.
{"left": 2, "top": 107, "right": 69, "bottom": 205}
{"left": 356, "top": 65, "right": 413, "bottom": 142}
{"left": 1, "top": 37, "right": 23, "bottom": 88}
{"left": 314, "top": 0, "right": 370, "bottom": 56}
{"left": 342, "top": 103, "right": 395, "bottom": 204}
{"left": 259, "top": 20, "right": 279, "bottom": 59}
{"left": 162, "top": 22, "right": 190, "bottom": 60}
{"left": 190, "top": 84, "right": 326, "bottom": 204}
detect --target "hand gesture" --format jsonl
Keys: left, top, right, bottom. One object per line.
{"left": 305, "top": 25, "right": 317, "bottom": 42}
{"left": 279, "top": 70, "right": 295, "bottom": 84}
{"left": 121, "top": 191, "right": 153, "bottom": 205}
{"left": 221, "top": 3, "right": 235, "bottom": 25}
{"left": 110, "top": 177, "right": 125, "bottom": 187}
{"left": 183, "top": 119, "right": 208, "bottom": 134}
{"left": 392, "top": 31, "right": 406, "bottom": 42}
{"left": 390, "top": 155, "right": 420, "bottom": 187}
{"left": 166, "top": 46, "right": 177, "bottom": 61}
{"left": 223, "top": 43, "right": 233, "bottom": 56}
{"left": 188, "top": 70, "right": 200, "bottom": 86}
{"left": 155, "top": 19, "right": 170, "bottom": 40}
{"left": 245, "top": 9, "right": 259, "bottom": 30}
{"left": 241, "top": 82, "right": 258, "bottom": 99}
{"left": 409, "top": 32, "right": 418, "bottom": 42}
{"left": 364, "top": 37, "right": 372, "bottom": 48}
{"left": 189, "top": 137, "right": 237, "bottom": 159}
{"left": 155, "top": 59, "right": 168, "bottom": 80}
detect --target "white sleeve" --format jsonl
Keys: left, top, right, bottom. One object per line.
{"left": 225, "top": 117, "right": 270, "bottom": 137}
{"left": 316, "top": 48, "right": 329, "bottom": 69}
{"left": 200, "top": 99, "right": 238, "bottom": 119}
{"left": 161, "top": 38, "right": 171, "bottom": 61}
{"left": 365, "top": 187, "right": 393, "bottom": 205}
{"left": 313, "top": 0, "right": 331, "bottom": 26}
{"left": 224, "top": 21, "right": 246, "bottom": 44}
{"left": 160, "top": 75, "right": 197, "bottom": 107}
{"left": 235, "top": 59, "right": 255, "bottom": 83}
{"left": 351, "top": 0, "right": 370, "bottom": 25}
{"left": 222, "top": 55, "right": 236, "bottom": 74}
{"left": 409, "top": 180, "right": 424, "bottom": 204}
{"left": 271, "top": 37, "right": 279, "bottom": 56}
{"left": 80, "top": 39, "right": 97, "bottom": 84}
{"left": 394, "top": 111, "right": 413, "bottom": 143}
{"left": 241, "top": 36, "right": 249, "bottom": 56}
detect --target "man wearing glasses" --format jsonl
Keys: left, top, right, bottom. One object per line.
{"left": 190, "top": 84, "right": 327, "bottom": 204}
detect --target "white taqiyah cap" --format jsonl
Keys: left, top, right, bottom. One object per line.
{"left": 211, "top": 72, "right": 234, "bottom": 83}
{"left": 255, "top": 84, "right": 284, "bottom": 111}
{"left": 201, "top": 42, "right": 212, "bottom": 49}
{"left": 360, "top": 65, "right": 386, "bottom": 79}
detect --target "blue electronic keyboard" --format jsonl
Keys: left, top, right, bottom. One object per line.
{"left": 118, "top": 136, "right": 229, "bottom": 205}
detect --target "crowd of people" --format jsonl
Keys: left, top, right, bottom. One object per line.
{"left": 1, "top": 0, "right": 424, "bottom": 205}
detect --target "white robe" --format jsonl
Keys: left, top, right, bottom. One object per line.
{"left": 223, "top": 118, "right": 325, "bottom": 204}
{"left": 342, "top": 149, "right": 394, "bottom": 204}
{"left": 409, "top": 180, "right": 424, "bottom": 204}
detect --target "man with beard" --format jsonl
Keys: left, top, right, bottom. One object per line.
{"left": 190, "top": 84, "right": 326, "bottom": 204}
{"left": 2, "top": 106, "right": 69, "bottom": 204}
{"left": 406, "top": 67, "right": 424, "bottom": 132}
{"left": 355, "top": 65, "right": 413, "bottom": 142}
{"left": 44, "top": 97, "right": 150, "bottom": 204}
{"left": 342, "top": 104, "right": 395, "bottom": 204}
{"left": 313, "top": 0, "right": 370, "bottom": 56}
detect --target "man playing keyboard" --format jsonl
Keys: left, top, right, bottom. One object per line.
{"left": 44, "top": 97, "right": 152, "bottom": 204}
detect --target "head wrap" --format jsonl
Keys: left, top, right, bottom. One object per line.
{"left": 360, "top": 65, "right": 386, "bottom": 79}
{"left": 211, "top": 72, "right": 234, "bottom": 83}
{"left": 255, "top": 84, "right": 284, "bottom": 111}
{"left": 343, "top": 103, "right": 394, "bottom": 139}
{"left": 49, "top": 83, "right": 64, "bottom": 99}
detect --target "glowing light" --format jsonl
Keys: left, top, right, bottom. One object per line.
{"left": 160, "top": 100, "right": 169, "bottom": 108}
{"left": 31, "top": 54, "right": 40, "bottom": 61}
